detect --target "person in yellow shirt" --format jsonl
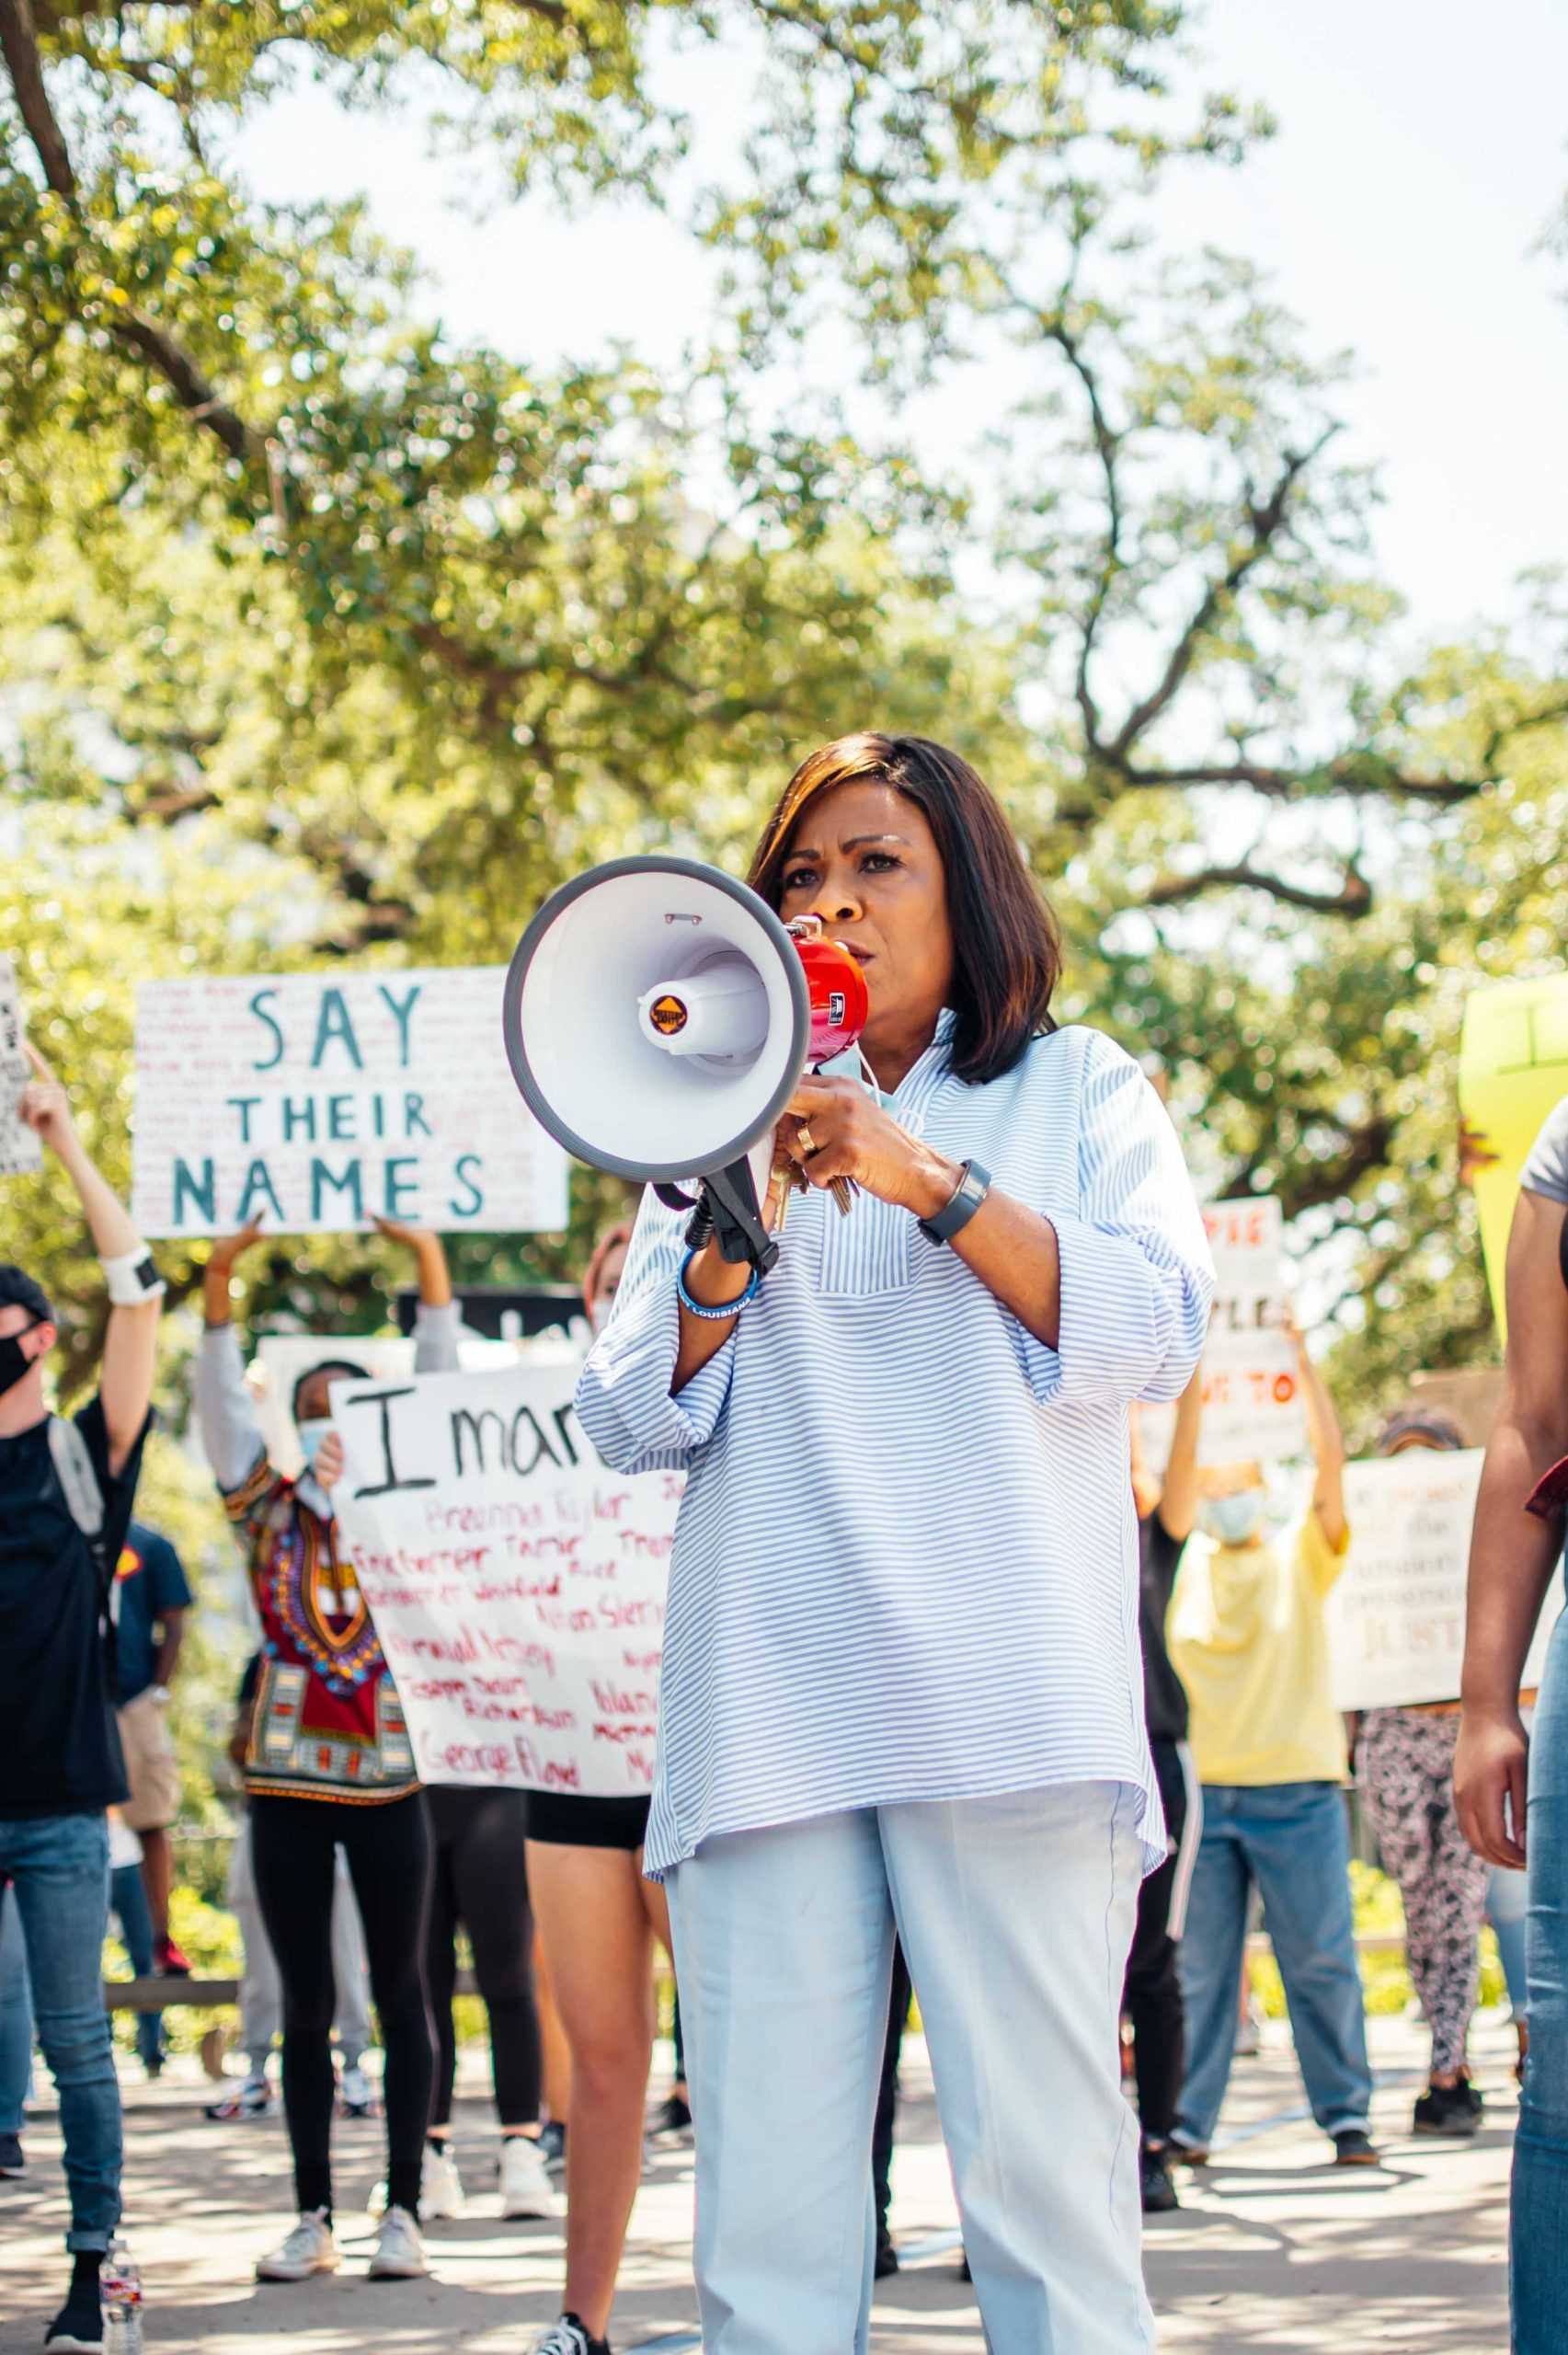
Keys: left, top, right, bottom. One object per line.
{"left": 1168, "top": 1320, "right": 1378, "bottom": 2167}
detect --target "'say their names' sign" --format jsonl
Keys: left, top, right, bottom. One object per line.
{"left": 329, "top": 1361, "right": 679, "bottom": 1797}
{"left": 132, "top": 969, "right": 567, "bottom": 1235}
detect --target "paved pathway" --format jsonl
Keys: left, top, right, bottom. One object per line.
{"left": 0, "top": 2010, "right": 1513, "bottom": 2351}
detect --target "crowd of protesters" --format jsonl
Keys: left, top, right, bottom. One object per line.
{"left": 5, "top": 810, "right": 1568, "bottom": 2349}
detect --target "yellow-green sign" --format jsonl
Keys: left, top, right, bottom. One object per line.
{"left": 1458, "top": 972, "right": 1568, "bottom": 1336}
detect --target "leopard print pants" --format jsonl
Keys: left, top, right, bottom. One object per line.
{"left": 1358, "top": 1707, "right": 1489, "bottom": 2077}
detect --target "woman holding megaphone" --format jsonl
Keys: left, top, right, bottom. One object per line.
{"left": 576, "top": 733, "right": 1215, "bottom": 2354}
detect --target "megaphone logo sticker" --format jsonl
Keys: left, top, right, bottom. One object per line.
{"left": 649, "top": 994, "right": 690, "bottom": 1036}
{"left": 829, "top": 992, "right": 846, "bottom": 1027}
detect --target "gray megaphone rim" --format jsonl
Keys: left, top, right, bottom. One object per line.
{"left": 502, "top": 854, "right": 813, "bottom": 1185}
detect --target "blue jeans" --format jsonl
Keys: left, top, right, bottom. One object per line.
{"left": 1175, "top": 1780, "right": 1372, "bottom": 2149}
{"left": 110, "top": 1861, "right": 165, "bottom": 2074}
{"left": 1489, "top": 1862, "right": 1530, "bottom": 2019}
{"left": 0, "top": 1814, "right": 122, "bottom": 2251}
{"left": 0, "top": 1882, "right": 33, "bottom": 2134}
{"left": 668, "top": 1782, "right": 1154, "bottom": 2354}
{"left": 1512, "top": 1607, "right": 1568, "bottom": 2351}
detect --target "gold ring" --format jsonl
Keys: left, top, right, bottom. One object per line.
{"left": 796, "top": 1124, "right": 818, "bottom": 1156}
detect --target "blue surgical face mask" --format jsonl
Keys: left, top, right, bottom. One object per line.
{"left": 1201, "top": 1488, "right": 1268, "bottom": 1547}
{"left": 297, "top": 1418, "right": 333, "bottom": 1472}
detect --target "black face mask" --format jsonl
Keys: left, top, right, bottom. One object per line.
{"left": 0, "top": 1324, "right": 40, "bottom": 1401}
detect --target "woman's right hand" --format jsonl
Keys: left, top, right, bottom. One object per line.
{"left": 208, "top": 1216, "right": 266, "bottom": 1277}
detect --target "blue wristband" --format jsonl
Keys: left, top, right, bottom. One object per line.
{"left": 678, "top": 1251, "right": 762, "bottom": 1320}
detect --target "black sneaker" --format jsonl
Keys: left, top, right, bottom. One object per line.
{"left": 957, "top": 2252, "right": 972, "bottom": 2283}
{"left": 650, "top": 2092, "right": 692, "bottom": 2137}
{"left": 1413, "top": 2079, "right": 1482, "bottom": 2137}
{"left": 0, "top": 2131, "right": 24, "bottom": 2177}
{"left": 538, "top": 2119, "right": 567, "bottom": 2177}
{"left": 874, "top": 2226, "right": 898, "bottom": 2279}
{"left": 1139, "top": 2146, "right": 1180, "bottom": 2213}
{"left": 531, "top": 2315, "right": 610, "bottom": 2355}
{"left": 43, "top": 2298, "right": 103, "bottom": 2352}
{"left": 1333, "top": 2129, "right": 1381, "bottom": 2166}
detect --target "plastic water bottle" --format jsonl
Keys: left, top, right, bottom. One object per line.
{"left": 100, "top": 2237, "right": 143, "bottom": 2355}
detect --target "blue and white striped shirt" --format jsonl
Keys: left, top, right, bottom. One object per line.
{"left": 576, "top": 1015, "right": 1216, "bottom": 1876}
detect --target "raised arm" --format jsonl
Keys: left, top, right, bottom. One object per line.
{"left": 1288, "top": 1314, "right": 1347, "bottom": 1556}
{"left": 21, "top": 1045, "right": 162, "bottom": 1474}
{"left": 372, "top": 1217, "right": 461, "bottom": 1372}
{"left": 197, "top": 1219, "right": 270, "bottom": 1492}
{"left": 1456, "top": 1185, "right": 1568, "bottom": 1867}
{"left": 1157, "top": 1364, "right": 1206, "bottom": 1544}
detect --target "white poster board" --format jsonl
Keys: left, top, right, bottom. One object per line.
{"left": 250, "top": 1327, "right": 519, "bottom": 1479}
{"left": 1328, "top": 1449, "right": 1562, "bottom": 1709}
{"left": 1140, "top": 1197, "right": 1308, "bottom": 1467}
{"left": 0, "top": 956, "right": 41, "bottom": 1178}
{"left": 331, "top": 1361, "right": 678, "bottom": 1796}
{"left": 132, "top": 969, "right": 567, "bottom": 1236}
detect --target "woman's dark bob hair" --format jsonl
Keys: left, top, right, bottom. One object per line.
{"left": 747, "top": 732, "right": 1061, "bottom": 1087}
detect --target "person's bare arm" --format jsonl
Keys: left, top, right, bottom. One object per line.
{"left": 1457, "top": 1187, "right": 1568, "bottom": 1867}
{"left": 1289, "top": 1315, "right": 1347, "bottom": 1553}
{"left": 153, "top": 1607, "right": 187, "bottom": 1689}
{"left": 1157, "top": 1365, "right": 1205, "bottom": 1543}
{"left": 22, "top": 1045, "right": 160, "bottom": 1475}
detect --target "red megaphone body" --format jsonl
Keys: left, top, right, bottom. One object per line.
{"left": 788, "top": 917, "right": 871, "bottom": 1067}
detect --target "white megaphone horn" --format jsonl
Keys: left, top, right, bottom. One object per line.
{"left": 501, "top": 856, "right": 869, "bottom": 1271}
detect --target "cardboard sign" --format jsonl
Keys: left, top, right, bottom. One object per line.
{"left": 1328, "top": 1449, "right": 1562, "bottom": 1709}
{"left": 1459, "top": 973, "right": 1568, "bottom": 1338}
{"left": 330, "top": 1361, "right": 677, "bottom": 1796}
{"left": 0, "top": 956, "right": 41, "bottom": 1178}
{"left": 132, "top": 969, "right": 567, "bottom": 1236}
{"left": 1140, "top": 1197, "right": 1307, "bottom": 1466}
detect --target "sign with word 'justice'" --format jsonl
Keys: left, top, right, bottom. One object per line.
{"left": 1328, "top": 1447, "right": 1561, "bottom": 1710}
{"left": 329, "top": 1361, "right": 679, "bottom": 1797}
{"left": 132, "top": 970, "right": 567, "bottom": 1236}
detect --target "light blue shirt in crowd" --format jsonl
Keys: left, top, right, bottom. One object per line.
{"left": 576, "top": 1014, "right": 1216, "bottom": 1877}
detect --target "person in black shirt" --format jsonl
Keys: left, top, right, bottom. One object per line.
{"left": 0, "top": 1046, "right": 163, "bottom": 2351}
{"left": 1125, "top": 1366, "right": 1204, "bottom": 2216}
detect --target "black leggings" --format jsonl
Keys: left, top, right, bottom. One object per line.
{"left": 250, "top": 1791, "right": 434, "bottom": 2218}
{"left": 1123, "top": 1737, "right": 1191, "bottom": 2146}
{"left": 424, "top": 1786, "right": 541, "bottom": 2131}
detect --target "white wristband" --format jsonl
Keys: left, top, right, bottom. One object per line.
{"left": 102, "top": 1246, "right": 166, "bottom": 1307}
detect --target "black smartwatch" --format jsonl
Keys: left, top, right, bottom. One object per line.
{"left": 918, "top": 1159, "right": 991, "bottom": 1246}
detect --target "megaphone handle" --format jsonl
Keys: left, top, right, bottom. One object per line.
{"left": 701, "top": 1156, "right": 780, "bottom": 1277}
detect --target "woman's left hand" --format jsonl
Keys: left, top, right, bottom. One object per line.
{"left": 783, "top": 1078, "right": 958, "bottom": 1218}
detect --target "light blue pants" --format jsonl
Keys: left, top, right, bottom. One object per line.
{"left": 1174, "top": 1780, "right": 1372, "bottom": 2151}
{"left": 666, "top": 1781, "right": 1153, "bottom": 2355}
{"left": 0, "top": 1882, "right": 33, "bottom": 2135}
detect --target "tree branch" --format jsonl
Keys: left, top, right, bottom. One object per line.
{"left": 1146, "top": 860, "right": 1373, "bottom": 918}
{"left": 1116, "top": 753, "right": 1484, "bottom": 804}
{"left": 0, "top": 0, "right": 76, "bottom": 195}
{"left": 1109, "top": 429, "right": 1336, "bottom": 761}
{"left": 109, "top": 311, "right": 257, "bottom": 461}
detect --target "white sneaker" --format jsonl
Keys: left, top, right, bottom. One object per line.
{"left": 367, "top": 2204, "right": 429, "bottom": 2280}
{"left": 256, "top": 2208, "right": 340, "bottom": 2282}
{"left": 424, "top": 2142, "right": 466, "bottom": 2220}
{"left": 499, "top": 2133, "right": 560, "bottom": 2219}
{"left": 340, "top": 2062, "right": 378, "bottom": 2116}
{"left": 366, "top": 2177, "right": 388, "bottom": 2220}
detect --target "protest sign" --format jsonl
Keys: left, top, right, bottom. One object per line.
{"left": 330, "top": 1360, "right": 678, "bottom": 1796}
{"left": 249, "top": 1327, "right": 519, "bottom": 1479}
{"left": 1459, "top": 972, "right": 1568, "bottom": 1337}
{"left": 1328, "top": 1449, "right": 1562, "bottom": 1710}
{"left": 1139, "top": 1197, "right": 1307, "bottom": 1467}
{"left": 0, "top": 955, "right": 41, "bottom": 1178}
{"left": 132, "top": 968, "right": 567, "bottom": 1237}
